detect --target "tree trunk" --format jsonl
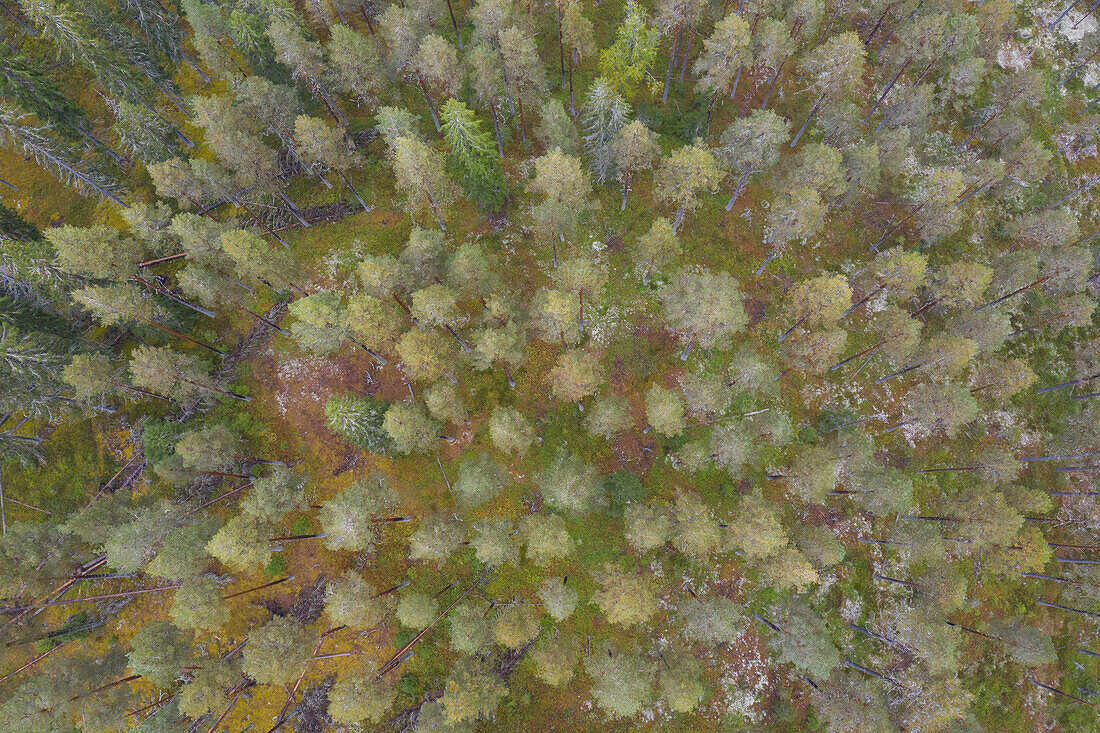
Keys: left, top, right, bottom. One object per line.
{"left": 662, "top": 25, "right": 682, "bottom": 104}
{"left": 621, "top": 170, "right": 632, "bottom": 210}
{"left": 558, "top": 7, "right": 566, "bottom": 89}
{"left": 680, "top": 336, "right": 696, "bottom": 361}
{"left": 726, "top": 166, "right": 751, "bottom": 210}
{"left": 790, "top": 97, "right": 823, "bottom": 147}
{"left": 444, "top": 0, "right": 463, "bottom": 48}
{"left": 974, "top": 276, "right": 1051, "bottom": 311}
{"left": 569, "top": 53, "right": 576, "bottom": 115}
{"left": 760, "top": 59, "right": 786, "bottom": 110}
{"left": 416, "top": 75, "right": 442, "bottom": 132}
{"left": 754, "top": 249, "right": 779, "bottom": 275}
{"left": 672, "top": 203, "right": 686, "bottom": 231}
{"left": 706, "top": 89, "right": 720, "bottom": 134}
{"left": 678, "top": 24, "right": 698, "bottom": 83}
{"left": 517, "top": 96, "right": 527, "bottom": 143}
{"left": 138, "top": 318, "right": 224, "bottom": 356}
{"left": 425, "top": 189, "right": 447, "bottom": 230}
{"left": 132, "top": 275, "right": 216, "bottom": 318}
{"left": 487, "top": 100, "right": 505, "bottom": 157}
{"left": 862, "top": 58, "right": 911, "bottom": 125}
{"left": 336, "top": 169, "right": 371, "bottom": 213}
{"left": 275, "top": 191, "right": 311, "bottom": 228}
{"left": 729, "top": 65, "right": 742, "bottom": 100}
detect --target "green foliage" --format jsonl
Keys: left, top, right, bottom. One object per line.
{"left": 325, "top": 394, "right": 394, "bottom": 453}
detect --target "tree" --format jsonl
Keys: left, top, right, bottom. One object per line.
{"left": 847, "top": 466, "right": 913, "bottom": 517}
{"left": 592, "top": 564, "right": 657, "bottom": 627}
{"left": 787, "top": 274, "right": 852, "bottom": 331}
{"left": 913, "top": 168, "right": 967, "bottom": 243}
{"left": 798, "top": 32, "right": 864, "bottom": 108}
{"left": 671, "top": 491, "right": 719, "bottom": 557}
{"left": 414, "top": 35, "right": 462, "bottom": 131}
{"left": 658, "top": 653, "right": 706, "bottom": 713}
{"left": 990, "top": 618, "right": 1055, "bottom": 666}
{"left": 793, "top": 525, "right": 845, "bottom": 569}
{"left": 128, "top": 621, "right": 195, "bottom": 688}
{"left": 653, "top": 141, "right": 721, "bottom": 231}
{"left": 537, "top": 98, "right": 579, "bottom": 154}
{"left": 425, "top": 380, "right": 469, "bottom": 424}
{"left": 450, "top": 601, "right": 493, "bottom": 654}
{"left": 441, "top": 100, "right": 506, "bottom": 211}
{"left": 582, "top": 80, "right": 630, "bottom": 183}
{"left": 396, "top": 329, "right": 454, "bottom": 382}
{"left": 780, "top": 327, "right": 847, "bottom": 374}
{"left": 724, "top": 492, "right": 785, "bottom": 560}
{"left": 811, "top": 671, "right": 893, "bottom": 733}
{"left": 175, "top": 424, "right": 238, "bottom": 471}
{"left": 660, "top": 269, "right": 747, "bottom": 355}
{"left": 494, "top": 603, "right": 542, "bottom": 647}
{"left": 769, "top": 600, "right": 840, "bottom": 680}
{"left": 549, "top": 348, "right": 603, "bottom": 405}
{"left": 294, "top": 115, "right": 371, "bottom": 212}
{"left": 693, "top": 12, "right": 751, "bottom": 127}
{"left": 391, "top": 136, "right": 455, "bottom": 229}
{"left": 760, "top": 547, "right": 819, "bottom": 591}
{"left": 326, "top": 395, "right": 393, "bottom": 453}
{"left": 411, "top": 513, "right": 465, "bottom": 561}
{"left": 931, "top": 262, "right": 993, "bottom": 310}
{"left": 243, "top": 616, "right": 319, "bottom": 686}
{"left": 489, "top": 405, "right": 537, "bottom": 457}
{"left": 47, "top": 225, "right": 144, "bottom": 281}
{"left": 241, "top": 467, "right": 309, "bottom": 522}
{"left": 148, "top": 519, "right": 220, "bottom": 581}
{"left": 786, "top": 446, "right": 837, "bottom": 504}
{"left": 440, "top": 657, "right": 507, "bottom": 725}
{"left": 528, "top": 150, "right": 595, "bottom": 247}
{"left": 531, "top": 287, "right": 582, "bottom": 345}
{"left": 633, "top": 217, "right": 680, "bottom": 280}
{"left": 498, "top": 27, "right": 546, "bottom": 142}
{"left": 328, "top": 666, "right": 395, "bottom": 724}
{"left": 326, "top": 571, "right": 387, "bottom": 630}
{"left": 170, "top": 576, "right": 229, "bottom": 632}
{"left": 561, "top": 0, "right": 596, "bottom": 112}
{"left": 519, "top": 513, "right": 575, "bottom": 566}
{"left": 584, "top": 643, "right": 653, "bottom": 718}
{"left": 538, "top": 577, "right": 579, "bottom": 621}
{"left": 468, "top": 518, "right": 516, "bottom": 566}
{"left": 127, "top": 343, "right": 233, "bottom": 402}
{"left": 219, "top": 228, "right": 299, "bottom": 291}
{"left": 678, "top": 596, "right": 741, "bottom": 645}
{"left": 530, "top": 634, "right": 579, "bottom": 686}
{"left": 382, "top": 401, "right": 440, "bottom": 454}
{"left": 397, "top": 591, "right": 438, "bottom": 629}
{"left": 319, "top": 477, "right": 389, "bottom": 552}
{"left": 715, "top": 109, "right": 788, "bottom": 210}
{"left": 0, "top": 103, "right": 127, "bottom": 206}
{"left": 614, "top": 120, "right": 659, "bottom": 210}
{"left": 597, "top": 0, "right": 659, "bottom": 97}
{"left": 267, "top": 18, "right": 346, "bottom": 125}
{"left": 537, "top": 453, "right": 603, "bottom": 515}
{"left": 288, "top": 292, "right": 349, "bottom": 355}
{"left": 763, "top": 187, "right": 827, "bottom": 262}
{"left": 179, "top": 662, "right": 240, "bottom": 719}
{"left": 326, "top": 24, "right": 387, "bottom": 108}
{"left": 206, "top": 513, "right": 272, "bottom": 572}
{"left": 585, "top": 395, "right": 634, "bottom": 438}
{"left": 625, "top": 504, "right": 671, "bottom": 552}
{"left": 646, "top": 384, "right": 686, "bottom": 437}
{"left": 901, "top": 382, "right": 979, "bottom": 439}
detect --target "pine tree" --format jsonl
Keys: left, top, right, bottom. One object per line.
{"left": 441, "top": 100, "right": 506, "bottom": 212}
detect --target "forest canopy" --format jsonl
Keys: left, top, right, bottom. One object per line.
{"left": 2, "top": 0, "right": 1100, "bottom": 730}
